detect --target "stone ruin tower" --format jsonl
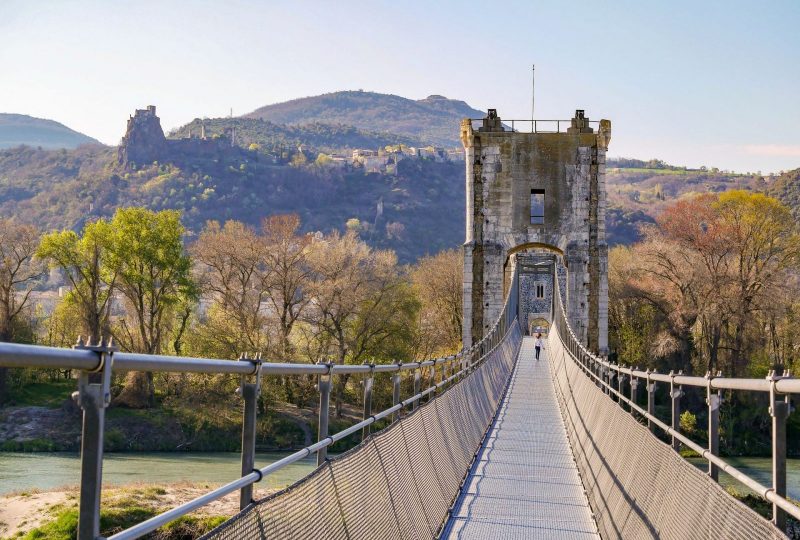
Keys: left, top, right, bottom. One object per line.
{"left": 117, "top": 105, "right": 167, "bottom": 167}
{"left": 461, "top": 109, "right": 611, "bottom": 354}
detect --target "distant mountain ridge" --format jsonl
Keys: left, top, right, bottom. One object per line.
{"left": 243, "top": 91, "right": 486, "bottom": 147}
{"left": 0, "top": 113, "right": 100, "bottom": 149}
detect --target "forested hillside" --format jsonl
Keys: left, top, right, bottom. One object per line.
{"left": 0, "top": 143, "right": 463, "bottom": 263}
{"left": 170, "top": 118, "right": 428, "bottom": 154}
{"left": 244, "top": 91, "right": 484, "bottom": 146}
{"left": 605, "top": 159, "right": 770, "bottom": 244}
{"left": 768, "top": 168, "right": 800, "bottom": 219}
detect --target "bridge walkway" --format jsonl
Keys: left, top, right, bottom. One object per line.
{"left": 443, "top": 336, "right": 600, "bottom": 539}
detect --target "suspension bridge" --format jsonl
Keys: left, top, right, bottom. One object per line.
{"left": 1, "top": 110, "right": 797, "bottom": 539}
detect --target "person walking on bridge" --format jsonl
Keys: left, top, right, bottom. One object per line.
{"left": 534, "top": 333, "right": 545, "bottom": 360}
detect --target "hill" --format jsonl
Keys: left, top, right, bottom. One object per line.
{"left": 243, "top": 91, "right": 485, "bottom": 147}
{"left": 169, "top": 117, "right": 427, "bottom": 154}
{"left": 604, "top": 159, "right": 768, "bottom": 244}
{"left": 0, "top": 105, "right": 793, "bottom": 263}
{"left": 767, "top": 168, "right": 800, "bottom": 220}
{"left": 0, "top": 139, "right": 464, "bottom": 263}
{"left": 0, "top": 113, "right": 100, "bottom": 149}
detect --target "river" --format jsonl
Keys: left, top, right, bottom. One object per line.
{"left": 0, "top": 452, "right": 317, "bottom": 496}
{"left": 1, "top": 453, "right": 797, "bottom": 500}
{"left": 687, "top": 456, "right": 800, "bottom": 499}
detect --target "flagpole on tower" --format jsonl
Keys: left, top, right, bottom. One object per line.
{"left": 531, "top": 64, "right": 535, "bottom": 120}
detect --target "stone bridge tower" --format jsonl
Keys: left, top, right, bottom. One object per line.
{"left": 461, "top": 109, "right": 611, "bottom": 354}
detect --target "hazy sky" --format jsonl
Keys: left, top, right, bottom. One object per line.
{"left": 2, "top": 0, "right": 798, "bottom": 172}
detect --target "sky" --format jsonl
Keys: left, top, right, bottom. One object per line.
{"left": 1, "top": 0, "right": 798, "bottom": 173}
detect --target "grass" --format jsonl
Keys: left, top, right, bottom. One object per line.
{"left": 0, "top": 439, "right": 57, "bottom": 452}
{"left": 15, "top": 485, "right": 227, "bottom": 540}
{"left": 5, "top": 381, "right": 74, "bottom": 408}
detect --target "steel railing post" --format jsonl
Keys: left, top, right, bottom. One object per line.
{"left": 618, "top": 371, "right": 626, "bottom": 408}
{"left": 73, "top": 337, "right": 116, "bottom": 540}
{"left": 412, "top": 365, "right": 421, "bottom": 410}
{"left": 237, "top": 354, "right": 262, "bottom": 510}
{"left": 608, "top": 366, "right": 616, "bottom": 398}
{"left": 768, "top": 370, "right": 790, "bottom": 530}
{"left": 706, "top": 371, "right": 721, "bottom": 482}
{"left": 316, "top": 368, "right": 332, "bottom": 466}
{"left": 428, "top": 363, "right": 437, "bottom": 403}
{"left": 646, "top": 370, "right": 656, "bottom": 434}
{"left": 392, "top": 367, "right": 401, "bottom": 422}
{"left": 630, "top": 372, "right": 639, "bottom": 417}
{"left": 362, "top": 366, "right": 374, "bottom": 440}
{"left": 670, "top": 371, "right": 684, "bottom": 453}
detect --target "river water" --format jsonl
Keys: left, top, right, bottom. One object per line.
{"left": 1, "top": 452, "right": 797, "bottom": 499}
{"left": 0, "top": 452, "right": 317, "bottom": 496}
{"left": 687, "top": 456, "right": 800, "bottom": 499}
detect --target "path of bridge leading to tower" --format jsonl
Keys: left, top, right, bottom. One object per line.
{"left": 443, "top": 336, "right": 599, "bottom": 540}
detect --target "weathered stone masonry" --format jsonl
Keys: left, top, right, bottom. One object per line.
{"left": 461, "top": 109, "right": 611, "bottom": 354}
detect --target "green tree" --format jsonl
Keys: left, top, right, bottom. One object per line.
{"left": 109, "top": 208, "right": 195, "bottom": 408}
{"left": 37, "top": 220, "right": 117, "bottom": 340}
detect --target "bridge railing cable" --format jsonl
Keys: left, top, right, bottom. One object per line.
{"left": 0, "top": 266, "right": 522, "bottom": 540}
{"left": 552, "top": 272, "right": 798, "bottom": 533}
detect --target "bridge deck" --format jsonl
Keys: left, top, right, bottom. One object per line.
{"left": 443, "top": 336, "right": 599, "bottom": 539}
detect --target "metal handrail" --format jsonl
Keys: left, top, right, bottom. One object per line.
{"left": 0, "top": 344, "right": 467, "bottom": 376}
{"left": 551, "top": 270, "right": 798, "bottom": 531}
{"left": 0, "top": 263, "right": 521, "bottom": 540}
{"left": 106, "top": 317, "right": 519, "bottom": 540}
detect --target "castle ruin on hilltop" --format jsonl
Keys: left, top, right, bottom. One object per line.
{"left": 117, "top": 106, "right": 236, "bottom": 168}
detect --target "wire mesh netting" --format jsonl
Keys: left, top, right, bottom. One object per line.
{"left": 548, "top": 325, "right": 787, "bottom": 540}
{"left": 201, "top": 324, "right": 522, "bottom": 540}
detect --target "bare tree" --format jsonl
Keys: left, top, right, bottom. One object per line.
{"left": 192, "top": 220, "right": 269, "bottom": 357}
{"left": 0, "top": 219, "right": 43, "bottom": 401}
{"left": 306, "top": 231, "right": 412, "bottom": 416}
{"left": 410, "top": 249, "right": 462, "bottom": 358}
{"left": 261, "top": 214, "right": 312, "bottom": 361}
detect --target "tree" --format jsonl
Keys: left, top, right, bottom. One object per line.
{"left": 191, "top": 220, "right": 269, "bottom": 358}
{"left": 261, "top": 214, "right": 311, "bottom": 362}
{"left": 109, "top": 208, "right": 195, "bottom": 408}
{"left": 654, "top": 193, "right": 733, "bottom": 374}
{"left": 410, "top": 249, "right": 462, "bottom": 358}
{"left": 714, "top": 191, "right": 800, "bottom": 376}
{"left": 0, "top": 219, "right": 43, "bottom": 401}
{"left": 306, "top": 231, "right": 414, "bottom": 416}
{"left": 612, "top": 191, "right": 800, "bottom": 378}
{"left": 37, "top": 219, "right": 117, "bottom": 340}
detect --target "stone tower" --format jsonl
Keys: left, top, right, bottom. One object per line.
{"left": 461, "top": 109, "right": 611, "bottom": 354}
{"left": 117, "top": 105, "right": 167, "bottom": 167}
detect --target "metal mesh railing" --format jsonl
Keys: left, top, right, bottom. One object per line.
{"left": 550, "top": 284, "right": 787, "bottom": 539}
{"left": 201, "top": 323, "right": 522, "bottom": 540}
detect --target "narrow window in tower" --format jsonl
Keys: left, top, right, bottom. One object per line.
{"left": 536, "top": 283, "right": 544, "bottom": 298}
{"left": 530, "top": 189, "right": 545, "bottom": 224}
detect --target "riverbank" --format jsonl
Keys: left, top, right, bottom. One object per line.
{"left": 0, "top": 380, "right": 366, "bottom": 453}
{"left": 0, "top": 482, "right": 239, "bottom": 540}
{"left": 0, "top": 451, "right": 318, "bottom": 540}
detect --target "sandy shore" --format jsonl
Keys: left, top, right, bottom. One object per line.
{"left": 0, "top": 482, "right": 254, "bottom": 539}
